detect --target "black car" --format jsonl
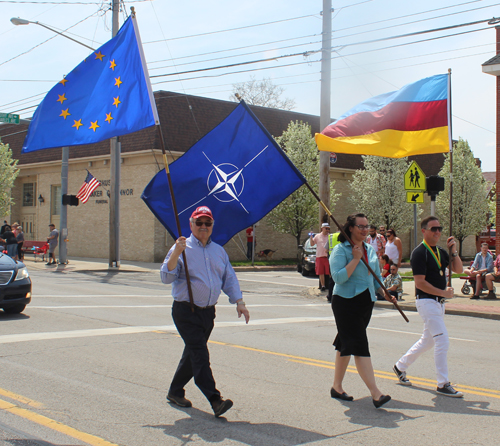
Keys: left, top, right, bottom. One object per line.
{"left": 0, "top": 254, "right": 32, "bottom": 314}
{"left": 297, "top": 238, "right": 317, "bottom": 276}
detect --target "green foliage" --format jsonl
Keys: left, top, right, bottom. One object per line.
{"left": 349, "top": 156, "right": 420, "bottom": 233}
{"left": 436, "top": 138, "right": 489, "bottom": 253}
{"left": 0, "top": 143, "right": 19, "bottom": 216}
{"left": 267, "top": 121, "right": 339, "bottom": 246}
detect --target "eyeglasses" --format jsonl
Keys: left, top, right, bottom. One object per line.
{"left": 425, "top": 226, "right": 443, "bottom": 232}
{"left": 354, "top": 225, "right": 370, "bottom": 230}
{"left": 195, "top": 221, "right": 213, "bottom": 227}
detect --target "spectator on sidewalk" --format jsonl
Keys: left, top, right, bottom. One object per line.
{"left": 366, "top": 225, "right": 386, "bottom": 259}
{"left": 1, "top": 225, "right": 18, "bottom": 259}
{"left": 46, "top": 224, "right": 59, "bottom": 266}
{"left": 464, "top": 243, "right": 494, "bottom": 299}
{"left": 380, "top": 255, "right": 392, "bottom": 278}
{"left": 325, "top": 230, "right": 341, "bottom": 302}
{"left": 385, "top": 229, "right": 403, "bottom": 268}
{"left": 310, "top": 223, "right": 331, "bottom": 291}
{"left": 384, "top": 264, "right": 403, "bottom": 301}
{"left": 15, "top": 225, "right": 24, "bottom": 261}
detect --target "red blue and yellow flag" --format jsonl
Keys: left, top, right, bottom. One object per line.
{"left": 315, "top": 74, "right": 449, "bottom": 158}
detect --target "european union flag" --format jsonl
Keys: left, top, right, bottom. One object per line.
{"left": 141, "top": 101, "right": 306, "bottom": 246}
{"left": 22, "top": 16, "right": 158, "bottom": 153}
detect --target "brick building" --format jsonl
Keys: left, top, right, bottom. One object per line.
{"left": 0, "top": 91, "right": 474, "bottom": 262}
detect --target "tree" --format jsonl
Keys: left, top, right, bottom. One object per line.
{"left": 349, "top": 156, "right": 420, "bottom": 233}
{"left": 267, "top": 121, "right": 339, "bottom": 247}
{"left": 0, "top": 143, "right": 19, "bottom": 217}
{"left": 436, "top": 138, "right": 489, "bottom": 257}
{"left": 230, "top": 76, "right": 296, "bottom": 110}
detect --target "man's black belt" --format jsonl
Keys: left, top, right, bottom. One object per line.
{"left": 416, "top": 294, "right": 446, "bottom": 304}
{"left": 175, "top": 300, "right": 215, "bottom": 310}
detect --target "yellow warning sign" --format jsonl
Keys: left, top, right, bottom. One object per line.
{"left": 404, "top": 161, "right": 426, "bottom": 191}
{"left": 407, "top": 192, "right": 424, "bottom": 203}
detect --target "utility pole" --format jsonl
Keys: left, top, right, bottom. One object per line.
{"left": 319, "top": 0, "right": 332, "bottom": 223}
{"left": 109, "top": 0, "right": 120, "bottom": 267}
{"left": 59, "top": 146, "right": 69, "bottom": 263}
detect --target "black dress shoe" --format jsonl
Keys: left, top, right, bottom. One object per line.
{"left": 212, "top": 398, "right": 233, "bottom": 417}
{"left": 330, "top": 387, "right": 354, "bottom": 401}
{"left": 373, "top": 394, "right": 391, "bottom": 408}
{"left": 470, "top": 295, "right": 480, "bottom": 300}
{"left": 167, "top": 393, "right": 192, "bottom": 407}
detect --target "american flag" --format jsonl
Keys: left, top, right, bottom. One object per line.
{"left": 76, "top": 171, "right": 101, "bottom": 204}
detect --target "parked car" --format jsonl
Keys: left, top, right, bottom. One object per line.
{"left": 297, "top": 238, "right": 317, "bottom": 276}
{"left": 0, "top": 254, "right": 32, "bottom": 314}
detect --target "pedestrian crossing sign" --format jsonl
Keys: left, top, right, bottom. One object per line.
{"left": 404, "top": 161, "right": 426, "bottom": 192}
{"left": 406, "top": 192, "right": 424, "bottom": 203}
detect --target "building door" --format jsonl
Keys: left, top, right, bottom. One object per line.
{"left": 20, "top": 215, "right": 36, "bottom": 241}
{"left": 50, "top": 185, "right": 61, "bottom": 230}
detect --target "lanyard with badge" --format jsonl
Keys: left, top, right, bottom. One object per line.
{"left": 422, "top": 240, "right": 443, "bottom": 276}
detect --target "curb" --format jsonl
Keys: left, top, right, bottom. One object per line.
{"left": 374, "top": 300, "right": 500, "bottom": 321}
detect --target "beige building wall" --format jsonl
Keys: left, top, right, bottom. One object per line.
{"left": 8, "top": 153, "right": 481, "bottom": 263}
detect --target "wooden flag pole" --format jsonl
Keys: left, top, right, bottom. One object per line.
{"left": 156, "top": 125, "right": 196, "bottom": 311}
{"left": 447, "top": 68, "right": 454, "bottom": 287}
{"left": 304, "top": 182, "right": 409, "bottom": 323}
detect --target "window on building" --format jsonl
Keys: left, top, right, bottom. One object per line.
{"left": 22, "top": 183, "right": 36, "bottom": 207}
{"left": 51, "top": 185, "right": 61, "bottom": 217}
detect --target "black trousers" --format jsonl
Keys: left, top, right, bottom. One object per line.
{"left": 169, "top": 301, "right": 220, "bottom": 403}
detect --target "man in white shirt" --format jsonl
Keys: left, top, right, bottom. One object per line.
{"left": 310, "top": 223, "right": 330, "bottom": 291}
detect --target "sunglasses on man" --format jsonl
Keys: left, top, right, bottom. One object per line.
{"left": 195, "top": 221, "right": 213, "bottom": 227}
{"left": 425, "top": 226, "right": 443, "bottom": 232}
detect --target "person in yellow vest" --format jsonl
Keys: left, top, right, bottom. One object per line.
{"left": 326, "top": 231, "right": 341, "bottom": 302}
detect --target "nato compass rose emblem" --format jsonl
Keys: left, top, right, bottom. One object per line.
{"left": 178, "top": 146, "right": 269, "bottom": 216}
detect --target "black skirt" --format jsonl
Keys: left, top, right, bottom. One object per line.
{"left": 331, "top": 288, "right": 374, "bottom": 357}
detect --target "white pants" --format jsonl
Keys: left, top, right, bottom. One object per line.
{"left": 396, "top": 298, "right": 449, "bottom": 387}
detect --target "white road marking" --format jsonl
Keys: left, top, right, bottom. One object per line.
{"left": 238, "top": 278, "right": 309, "bottom": 288}
{"left": 0, "top": 315, "right": 477, "bottom": 344}
{"left": 33, "top": 295, "right": 168, "bottom": 298}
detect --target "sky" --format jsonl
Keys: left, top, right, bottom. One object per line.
{"left": 0, "top": 0, "right": 498, "bottom": 170}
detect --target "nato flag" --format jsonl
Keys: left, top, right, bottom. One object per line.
{"left": 141, "top": 101, "right": 306, "bottom": 246}
{"left": 22, "top": 16, "right": 157, "bottom": 153}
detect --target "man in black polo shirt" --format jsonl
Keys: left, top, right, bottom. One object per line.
{"left": 392, "top": 216, "right": 464, "bottom": 397}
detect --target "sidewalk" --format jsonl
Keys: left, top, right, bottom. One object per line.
{"left": 22, "top": 257, "right": 500, "bottom": 320}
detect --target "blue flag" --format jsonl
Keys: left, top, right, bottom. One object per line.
{"left": 141, "top": 102, "right": 306, "bottom": 246}
{"left": 22, "top": 16, "right": 158, "bottom": 153}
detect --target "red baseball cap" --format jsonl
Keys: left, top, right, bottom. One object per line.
{"left": 191, "top": 206, "right": 214, "bottom": 220}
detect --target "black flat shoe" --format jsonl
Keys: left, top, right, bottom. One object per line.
{"left": 330, "top": 387, "right": 354, "bottom": 401}
{"left": 373, "top": 394, "right": 391, "bottom": 408}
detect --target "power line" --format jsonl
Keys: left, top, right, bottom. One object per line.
{"left": 149, "top": 52, "right": 314, "bottom": 80}
{"left": 144, "top": 12, "right": 320, "bottom": 45}
{"left": 146, "top": 2, "right": 499, "bottom": 74}
{"left": 0, "top": 11, "right": 100, "bottom": 68}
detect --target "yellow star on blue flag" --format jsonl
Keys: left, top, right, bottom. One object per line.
{"left": 22, "top": 16, "right": 158, "bottom": 153}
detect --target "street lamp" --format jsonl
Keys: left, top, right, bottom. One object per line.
{"left": 10, "top": 17, "right": 95, "bottom": 51}
{"left": 10, "top": 17, "right": 96, "bottom": 265}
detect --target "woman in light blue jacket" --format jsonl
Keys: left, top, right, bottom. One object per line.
{"left": 329, "top": 213, "right": 396, "bottom": 409}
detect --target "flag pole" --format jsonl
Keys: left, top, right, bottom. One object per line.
{"left": 156, "top": 125, "right": 196, "bottom": 311}
{"left": 131, "top": 7, "right": 195, "bottom": 310}
{"left": 447, "top": 68, "right": 454, "bottom": 287}
{"left": 304, "top": 182, "right": 409, "bottom": 323}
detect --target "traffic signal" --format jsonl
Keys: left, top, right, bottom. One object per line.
{"left": 62, "top": 194, "right": 79, "bottom": 206}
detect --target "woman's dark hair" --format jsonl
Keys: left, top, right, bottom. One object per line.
{"left": 338, "top": 213, "right": 367, "bottom": 243}
{"left": 381, "top": 254, "right": 390, "bottom": 265}
{"left": 387, "top": 228, "right": 397, "bottom": 237}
